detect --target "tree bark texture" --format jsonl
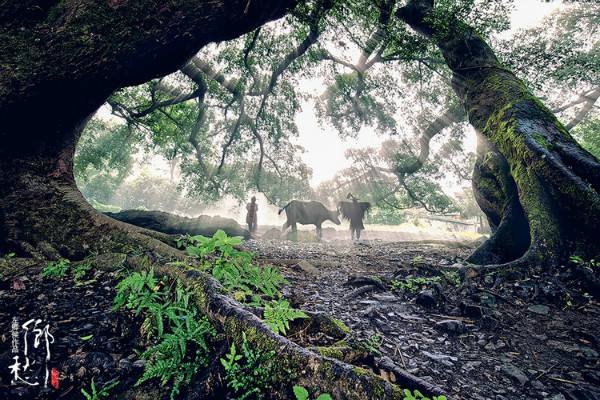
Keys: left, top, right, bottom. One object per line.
{"left": 398, "top": 0, "right": 600, "bottom": 269}
{"left": 0, "top": 0, "right": 295, "bottom": 257}
{"left": 106, "top": 209, "right": 250, "bottom": 239}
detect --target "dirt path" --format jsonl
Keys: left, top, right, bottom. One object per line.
{"left": 247, "top": 239, "right": 600, "bottom": 400}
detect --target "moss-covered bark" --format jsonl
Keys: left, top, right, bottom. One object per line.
{"left": 398, "top": 0, "right": 600, "bottom": 269}
{"left": 148, "top": 261, "right": 444, "bottom": 399}
{"left": 468, "top": 136, "right": 530, "bottom": 265}
{"left": 106, "top": 209, "right": 250, "bottom": 239}
{"left": 0, "top": 0, "right": 295, "bottom": 257}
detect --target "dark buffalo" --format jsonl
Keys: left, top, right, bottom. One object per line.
{"left": 278, "top": 200, "right": 341, "bottom": 238}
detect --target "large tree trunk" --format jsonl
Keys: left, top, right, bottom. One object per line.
{"left": 0, "top": 0, "right": 294, "bottom": 257}
{"left": 398, "top": 0, "right": 600, "bottom": 270}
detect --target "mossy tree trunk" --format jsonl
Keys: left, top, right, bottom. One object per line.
{"left": 468, "top": 136, "right": 530, "bottom": 265}
{"left": 398, "top": 0, "right": 600, "bottom": 270}
{"left": 0, "top": 0, "right": 295, "bottom": 258}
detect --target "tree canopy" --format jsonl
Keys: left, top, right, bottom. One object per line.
{"left": 76, "top": 0, "right": 599, "bottom": 223}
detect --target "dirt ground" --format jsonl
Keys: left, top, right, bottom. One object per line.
{"left": 1, "top": 237, "right": 598, "bottom": 400}
{"left": 246, "top": 238, "right": 600, "bottom": 400}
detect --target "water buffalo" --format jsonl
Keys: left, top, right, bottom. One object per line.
{"left": 278, "top": 200, "right": 341, "bottom": 238}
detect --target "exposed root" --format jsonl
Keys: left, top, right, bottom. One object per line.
{"left": 460, "top": 247, "right": 542, "bottom": 281}
{"left": 344, "top": 285, "right": 381, "bottom": 300}
{"left": 109, "top": 253, "right": 446, "bottom": 399}
{"left": 345, "top": 275, "right": 386, "bottom": 290}
{"left": 106, "top": 209, "right": 250, "bottom": 239}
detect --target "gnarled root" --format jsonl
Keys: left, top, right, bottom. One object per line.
{"left": 113, "top": 253, "right": 447, "bottom": 399}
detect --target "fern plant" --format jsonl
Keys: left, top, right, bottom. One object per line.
{"left": 264, "top": 300, "right": 307, "bottom": 336}
{"left": 220, "top": 332, "right": 276, "bottom": 400}
{"left": 390, "top": 277, "right": 441, "bottom": 294}
{"left": 402, "top": 389, "right": 447, "bottom": 400}
{"left": 81, "top": 378, "right": 119, "bottom": 400}
{"left": 114, "top": 272, "right": 215, "bottom": 399}
{"left": 183, "top": 230, "right": 287, "bottom": 306}
{"left": 136, "top": 313, "right": 214, "bottom": 399}
{"left": 293, "top": 385, "right": 333, "bottom": 400}
{"left": 42, "top": 258, "right": 70, "bottom": 277}
{"left": 72, "top": 262, "right": 93, "bottom": 282}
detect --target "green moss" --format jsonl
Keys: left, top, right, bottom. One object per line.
{"left": 331, "top": 318, "right": 350, "bottom": 334}
{"left": 316, "top": 346, "right": 345, "bottom": 360}
{"left": 532, "top": 132, "right": 550, "bottom": 150}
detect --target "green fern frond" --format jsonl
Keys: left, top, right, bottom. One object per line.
{"left": 264, "top": 300, "right": 307, "bottom": 336}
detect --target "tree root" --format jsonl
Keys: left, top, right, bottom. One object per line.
{"left": 112, "top": 253, "right": 447, "bottom": 399}
{"left": 460, "top": 247, "right": 542, "bottom": 281}
{"left": 106, "top": 209, "right": 250, "bottom": 240}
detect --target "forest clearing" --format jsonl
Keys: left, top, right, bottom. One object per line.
{"left": 1, "top": 0, "right": 599, "bottom": 399}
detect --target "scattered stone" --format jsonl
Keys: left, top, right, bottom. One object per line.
{"left": 460, "top": 302, "right": 485, "bottom": 318}
{"left": 416, "top": 289, "right": 437, "bottom": 308}
{"left": 528, "top": 304, "right": 550, "bottom": 315}
{"left": 564, "top": 389, "right": 600, "bottom": 400}
{"left": 484, "top": 342, "right": 496, "bottom": 351}
{"left": 293, "top": 260, "right": 318, "bottom": 274}
{"left": 261, "top": 227, "right": 282, "bottom": 240}
{"left": 462, "top": 361, "right": 482, "bottom": 372}
{"left": 435, "top": 319, "right": 467, "bottom": 334}
{"left": 578, "top": 346, "right": 599, "bottom": 360}
{"left": 422, "top": 351, "right": 458, "bottom": 367}
{"left": 547, "top": 395, "right": 566, "bottom": 400}
{"left": 531, "top": 380, "right": 546, "bottom": 390}
{"left": 501, "top": 363, "right": 529, "bottom": 385}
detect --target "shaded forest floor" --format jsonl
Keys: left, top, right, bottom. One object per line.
{"left": 0, "top": 239, "right": 598, "bottom": 399}
{"left": 248, "top": 239, "right": 600, "bottom": 400}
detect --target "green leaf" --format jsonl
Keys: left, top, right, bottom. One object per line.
{"left": 316, "top": 394, "right": 333, "bottom": 400}
{"left": 293, "top": 385, "right": 310, "bottom": 400}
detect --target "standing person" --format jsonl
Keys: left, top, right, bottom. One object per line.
{"left": 246, "top": 196, "right": 258, "bottom": 234}
{"left": 338, "top": 193, "right": 371, "bottom": 240}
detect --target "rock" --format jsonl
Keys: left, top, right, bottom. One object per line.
{"left": 583, "top": 370, "right": 600, "bottom": 385}
{"left": 531, "top": 380, "right": 546, "bottom": 390}
{"left": 416, "top": 289, "right": 437, "bottom": 308}
{"left": 293, "top": 260, "right": 318, "bottom": 274}
{"left": 547, "top": 395, "right": 566, "bottom": 400}
{"left": 462, "top": 361, "right": 482, "bottom": 372}
{"left": 564, "top": 389, "right": 600, "bottom": 400}
{"left": 435, "top": 319, "right": 467, "bottom": 334}
{"left": 261, "top": 227, "right": 282, "bottom": 240}
{"left": 84, "top": 352, "right": 115, "bottom": 372}
{"left": 578, "top": 346, "right": 599, "bottom": 360}
{"left": 422, "top": 351, "right": 458, "bottom": 367}
{"left": 372, "top": 294, "right": 398, "bottom": 302}
{"left": 106, "top": 210, "right": 249, "bottom": 238}
{"left": 501, "top": 363, "right": 529, "bottom": 385}
{"left": 484, "top": 342, "right": 496, "bottom": 351}
{"left": 460, "top": 302, "right": 485, "bottom": 318}
{"left": 118, "top": 358, "right": 132, "bottom": 373}
{"left": 527, "top": 304, "right": 550, "bottom": 315}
